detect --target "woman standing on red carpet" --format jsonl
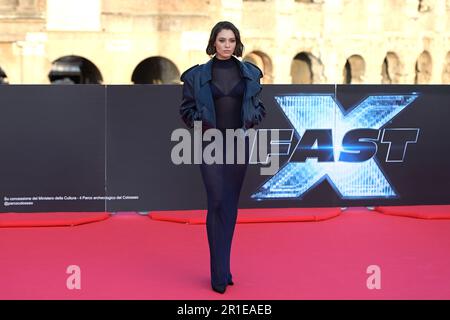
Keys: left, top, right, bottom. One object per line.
{"left": 179, "top": 21, "right": 266, "bottom": 294}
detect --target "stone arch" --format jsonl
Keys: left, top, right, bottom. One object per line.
{"left": 418, "top": 0, "right": 431, "bottom": 12}
{"left": 131, "top": 56, "right": 180, "bottom": 84}
{"left": 243, "top": 51, "right": 273, "bottom": 84}
{"left": 0, "top": 65, "right": 8, "bottom": 84}
{"left": 415, "top": 51, "right": 432, "bottom": 84}
{"left": 442, "top": 51, "right": 450, "bottom": 84}
{"left": 49, "top": 55, "right": 103, "bottom": 84}
{"left": 291, "top": 52, "right": 325, "bottom": 84}
{"left": 343, "top": 55, "right": 365, "bottom": 84}
{"left": 381, "top": 52, "right": 402, "bottom": 84}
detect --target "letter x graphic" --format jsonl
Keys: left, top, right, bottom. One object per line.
{"left": 251, "top": 94, "right": 418, "bottom": 199}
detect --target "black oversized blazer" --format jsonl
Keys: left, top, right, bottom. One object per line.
{"left": 179, "top": 56, "right": 266, "bottom": 130}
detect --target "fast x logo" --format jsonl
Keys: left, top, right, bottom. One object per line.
{"left": 251, "top": 94, "right": 419, "bottom": 200}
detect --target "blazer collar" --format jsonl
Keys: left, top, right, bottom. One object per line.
{"left": 200, "top": 55, "right": 255, "bottom": 86}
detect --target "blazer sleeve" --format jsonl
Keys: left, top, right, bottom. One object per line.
{"left": 179, "top": 71, "right": 202, "bottom": 129}
{"left": 251, "top": 70, "right": 266, "bottom": 127}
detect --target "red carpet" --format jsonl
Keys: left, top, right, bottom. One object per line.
{"left": 0, "top": 212, "right": 110, "bottom": 228}
{"left": 1, "top": 208, "right": 450, "bottom": 299}
{"left": 149, "top": 207, "right": 342, "bottom": 224}
{"left": 375, "top": 205, "right": 450, "bottom": 219}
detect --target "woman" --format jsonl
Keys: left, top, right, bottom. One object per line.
{"left": 179, "top": 21, "right": 266, "bottom": 294}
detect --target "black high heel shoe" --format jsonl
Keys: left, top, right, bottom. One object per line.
{"left": 212, "top": 284, "right": 227, "bottom": 294}
{"left": 228, "top": 274, "right": 234, "bottom": 285}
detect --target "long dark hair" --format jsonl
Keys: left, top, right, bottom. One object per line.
{"left": 206, "top": 21, "right": 244, "bottom": 57}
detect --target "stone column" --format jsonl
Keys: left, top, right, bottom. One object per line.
{"left": 17, "top": 0, "right": 36, "bottom": 14}
{"left": 19, "top": 0, "right": 34, "bottom": 8}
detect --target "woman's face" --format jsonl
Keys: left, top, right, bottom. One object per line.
{"left": 214, "top": 29, "right": 236, "bottom": 60}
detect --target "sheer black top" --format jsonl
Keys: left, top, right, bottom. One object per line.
{"left": 210, "top": 56, "right": 245, "bottom": 129}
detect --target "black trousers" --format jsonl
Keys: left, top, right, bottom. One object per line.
{"left": 200, "top": 132, "right": 249, "bottom": 287}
